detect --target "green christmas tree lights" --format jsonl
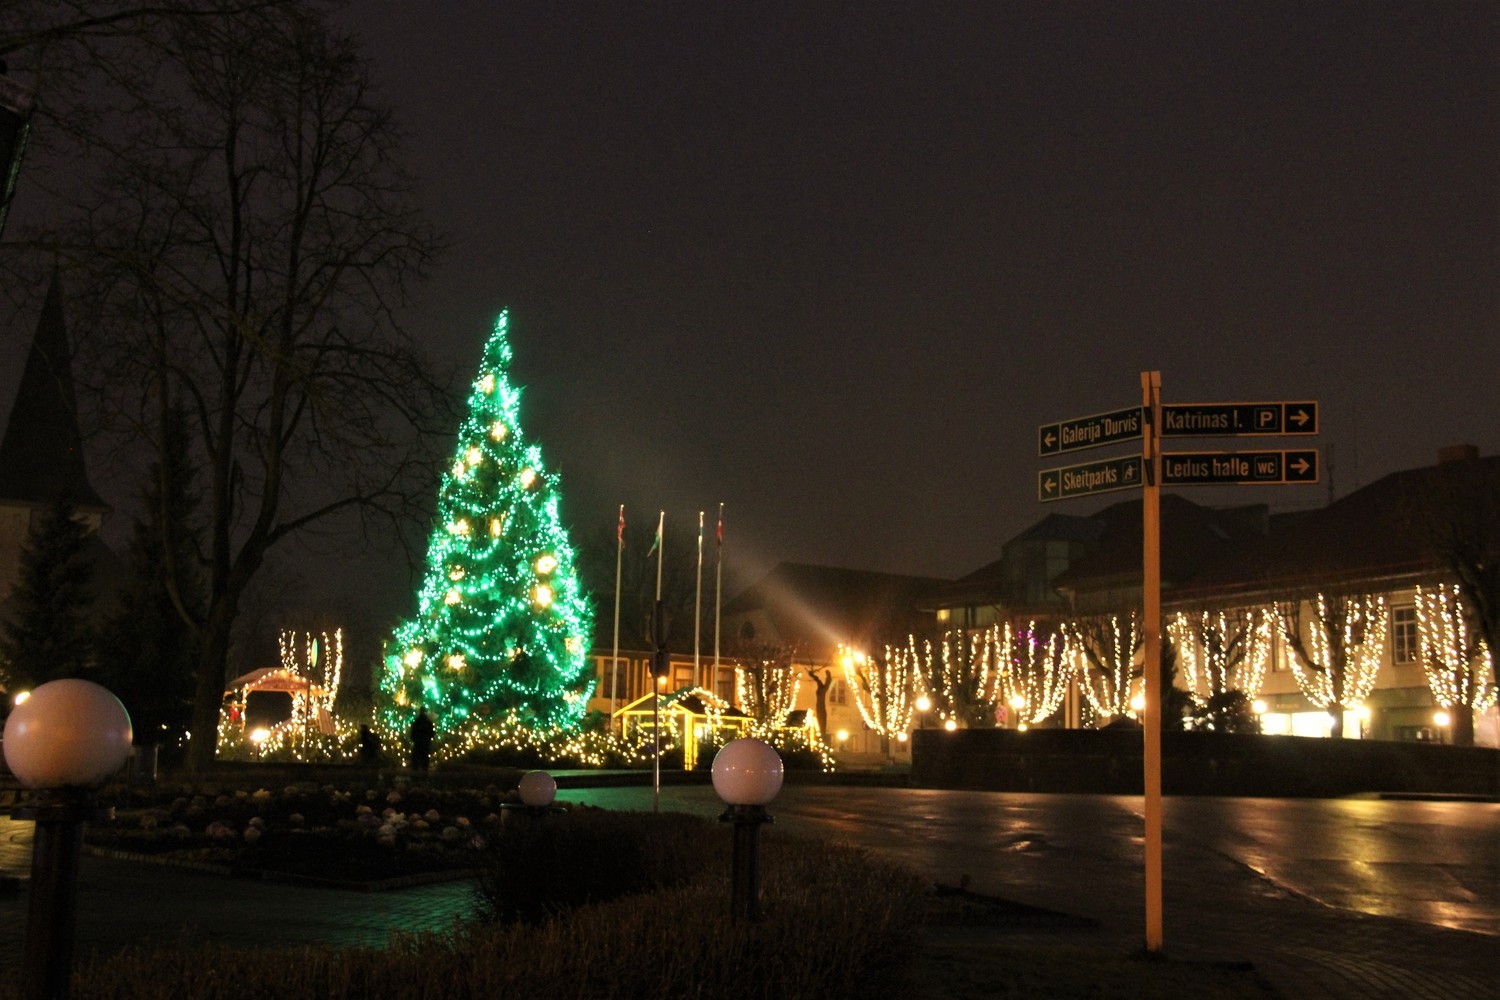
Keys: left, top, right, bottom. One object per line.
{"left": 380, "top": 312, "right": 593, "bottom": 747}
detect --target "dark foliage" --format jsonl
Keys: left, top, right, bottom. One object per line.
{"left": 0, "top": 495, "right": 95, "bottom": 688}
{"left": 473, "top": 806, "right": 711, "bottom": 924}
{"left": 93, "top": 404, "right": 202, "bottom": 759}
{"left": 1191, "top": 690, "right": 1263, "bottom": 734}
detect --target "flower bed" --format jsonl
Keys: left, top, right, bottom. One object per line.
{"left": 86, "top": 780, "right": 516, "bottom": 885}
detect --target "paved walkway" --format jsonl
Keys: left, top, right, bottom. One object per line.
{"left": 2, "top": 789, "right": 1495, "bottom": 999}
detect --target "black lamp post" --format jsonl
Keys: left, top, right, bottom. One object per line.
{"left": 4, "top": 679, "right": 133, "bottom": 1000}
{"left": 711, "top": 738, "right": 783, "bottom": 922}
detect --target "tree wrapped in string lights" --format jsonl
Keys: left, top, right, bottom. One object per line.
{"left": 842, "top": 643, "right": 919, "bottom": 753}
{"left": 1004, "top": 622, "right": 1073, "bottom": 726}
{"left": 379, "top": 313, "right": 593, "bottom": 751}
{"left": 733, "top": 639, "right": 802, "bottom": 731}
{"left": 918, "top": 629, "right": 1006, "bottom": 728}
{"left": 1276, "top": 594, "right": 1387, "bottom": 739}
{"left": 1169, "top": 609, "right": 1273, "bottom": 705}
{"left": 1067, "top": 614, "right": 1142, "bottom": 722}
{"left": 1415, "top": 584, "right": 1495, "bottom": 745}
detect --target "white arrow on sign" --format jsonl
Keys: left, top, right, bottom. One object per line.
{"left": 1042, "top": 474, "right": 1058, "bottom": 496}
{"left": 1289, "top": 455, "right": 1312, "bottom": 475}
{"left": 1043, "top": 431, "right": 1057, "bottom": 449}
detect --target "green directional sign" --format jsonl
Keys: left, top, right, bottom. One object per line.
{"left": 1160, "top": 449, "right": 1319, "bottom": 486}
{"left": 1161, "top": 401, "right": 1318, "bottom": 437}
{"left": 1039, "top": 454, "right": 1144, "bottom": 502}
{"left": 1038, "top": 406, "right": 1144, "bottom": 456}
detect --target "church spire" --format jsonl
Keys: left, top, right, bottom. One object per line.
{"left": 0, "top": 271, "right": 108, "bottom": 510}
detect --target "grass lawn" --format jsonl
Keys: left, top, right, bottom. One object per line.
{"left": 914, "top": 937, "right": 1281, "bottom": 999}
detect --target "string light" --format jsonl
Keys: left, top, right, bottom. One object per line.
{"left": 1415, "top": 584, "right": 1496, "bottom": 714}
{"left": 1068, "top": 614, "right": 1140, "bottom": 719}
{"left": 1277, "top": 594, "right": 1387, "bottom": 715}
{"left": 1170, "top": 609, "right": 1272, "bottom": 705}
{"left": 377, "top": 312, "right": 594, "bottom": 753}
{"left": 735, "top": 649, "right": 801, "bottom": 727}
{"left": 219, "top": 628, "right": 344, "bottom": 758}
{"left": 1006, "top": 622, "right": 1072, "bottom": 724}
{"left": 842, "top": 643, "right": 919, "bottom": 738}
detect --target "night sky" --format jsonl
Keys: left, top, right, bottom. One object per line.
{"left": 4, "top": 1, "right": 1499, "bottom": 629}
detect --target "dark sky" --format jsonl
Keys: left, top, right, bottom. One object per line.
{"left": 4, "top": 0, "right": 1498, "bottom": 629}
{"left": 328, "top": 0, "right": 1496, "bottom": 595}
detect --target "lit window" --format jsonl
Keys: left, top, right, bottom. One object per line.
{"left": 1391, "top": 606, "right": 1419, "bottom": 664}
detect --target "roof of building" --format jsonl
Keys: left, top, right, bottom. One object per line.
{"left": 0, "top": 272, "right": 108, "bottom": 510}
{"left": 1050, "top": 494, "right": 1270, "bottom": 595}
{"left": 721, "top": 561, "right": 950, "bottom": 651}
{"left": 1170, "top": 448, "right": 1499, "bottom": 604}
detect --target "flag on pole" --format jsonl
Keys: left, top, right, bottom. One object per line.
{"left": 647, "top": 510, "right": 662, "bottom": 557}
{"left": 716, "top": 505, "right": 723, "bottom": 550}
{"left": 617, "top": 505, "right": 625, "bottom": 546}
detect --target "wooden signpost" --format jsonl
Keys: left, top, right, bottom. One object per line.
{"left": 1038, "top": 375, "right": 1320, "bottom": 953}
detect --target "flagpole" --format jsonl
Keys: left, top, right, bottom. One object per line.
{"left": 611, "top": 505, "right": 623, "bottom": 728}
{"left": 651, "top": 509, "right": 664, "bottom": 814}
{"left": 714, "top": 502, "right": 724, "bottom": 701}
{"left": 694, "top": 511, "right": 704, "bottom": 689}
{"left": 654, "top": 510, "right": 664, "bottom": 601}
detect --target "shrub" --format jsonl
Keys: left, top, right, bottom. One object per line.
{"left": 60, "top": 826, "right": 924, "bottom": 1000}
{"left": 472, "top": 806, "right": 712, "bottom": 923}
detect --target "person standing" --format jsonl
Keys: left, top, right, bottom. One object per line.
{"left": 410, "top": 708, "right": 435, "bottom": 771}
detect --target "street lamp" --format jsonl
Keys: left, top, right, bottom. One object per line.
{"left": 517, "top": 770, "right": 557, "bottom": 810}
{"left": 3, "top": 679, "right": 133, "bottom": 1000}
{"left": 915, "top": 694, "right": 931, "bottom": 730}
{"left": 712, "top": 738, "right": 783, "bottom": 922}
{"left": 1433, "top": 710, "right": 1451, "bottom": 744}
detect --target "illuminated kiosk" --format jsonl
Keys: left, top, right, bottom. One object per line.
{"left": 612, "top": 688, "right": 751, "bottom": 770}
{"left": 220, "top": 629, "right": 343, "bottom": 755}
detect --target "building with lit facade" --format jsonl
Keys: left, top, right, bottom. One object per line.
{"left": 586, "top": 446, "right": 1498, "bottom": 755}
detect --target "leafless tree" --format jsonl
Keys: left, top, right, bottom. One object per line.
{"left": 4, "top": 1, "right": 449, "bottom": 769}
{"left": 730, "top": 638, "right": 799, "bottom": 728}
{"left": 1067, "top": 613, "right": 1142, "bottom": 721}
{"left": 1276, "top": 595, "right": 1387, "bottom": 739}
{"left": 1402, "top": 455, "right": 1500, "bottom": 746}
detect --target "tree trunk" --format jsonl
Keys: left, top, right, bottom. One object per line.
{"left": 1451, "top": 704, "right": 1475, "bottom": 747}
{"left": 186, "top": 603, "right": 237, "bottom": 772}
{"left": 1328, "top": 702, "right": 1345, "bottom": 739}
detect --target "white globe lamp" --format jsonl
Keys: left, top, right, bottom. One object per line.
{"left": 517, "top": 770, "right": 557, "bottom": 809}
{"left": 712, "top": 738, "right": 782, "bottom": 923}
{"left": 5, "top": 678, "right": 133, "bottom": 1000}
{"left": 3, "top": 678, "right": 133, "bottom": 789}
{"left": 711, "top": 737, "right": 783, "bottom": 806}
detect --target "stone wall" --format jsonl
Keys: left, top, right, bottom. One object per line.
{"left": 911, "top": 728, "right": 1500, "bottom": 797}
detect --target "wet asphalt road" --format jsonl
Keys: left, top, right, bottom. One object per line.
{"left": 557, "top": 785, "right": 1500, "bottom": 939}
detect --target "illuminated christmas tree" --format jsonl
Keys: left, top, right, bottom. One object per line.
{"left": 379, "top": 313, "right": 593, "bottom": 748}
